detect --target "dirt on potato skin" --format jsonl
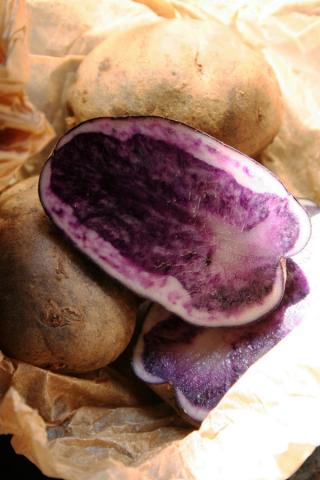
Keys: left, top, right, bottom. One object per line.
{"left": 68, "top": 18, "right": 282, "bottom": 157}
{"left": 0, "top": 176, "right": 140, "bottom": 373}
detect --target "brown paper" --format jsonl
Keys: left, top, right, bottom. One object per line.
{"left": 1, "top": 1, "right": 320, "bottom": 479}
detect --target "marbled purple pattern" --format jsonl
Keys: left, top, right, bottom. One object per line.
{"left": 139, "top": 259, "right": 309, "bottom": 422}
{"left": 49, "top": 130, "right": 297, "bottom": 316}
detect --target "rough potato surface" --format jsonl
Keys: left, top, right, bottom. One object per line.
{"left": 0, "top": 177, "right": 139, "bottom": 372}
{"left": 68, "top": 18, "right": 282, "bottom": 156}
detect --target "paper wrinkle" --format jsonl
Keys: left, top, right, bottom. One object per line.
{"left": 0, "top": 0, "right": 54, "bottom": 193}
{"left": 0, "top": 357, "right": 191, "bottom": 480}
{"left": 27, "top": 55, "right": 84, "bottom": 136}
{"left": 235, "top": 3, "right": 320, "bottom": 203}
{"left": 26, "top": 0, "right": 159, "bottom": 57}
{"left": 1, "top": 1, "right": 320, "bottom": 479}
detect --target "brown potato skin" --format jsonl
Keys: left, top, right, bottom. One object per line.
{"left": 0, "top": 177, "right": 139, "bottom": 373}
{"left": 68, "top": 18, "right": 282, "bottom": 157}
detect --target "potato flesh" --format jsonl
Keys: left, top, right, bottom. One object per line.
{"left": 40, "top": 117, "right": 310, "bottom": 327}
{"left": 133, "top": 259, "right": 309, "bottom": 424}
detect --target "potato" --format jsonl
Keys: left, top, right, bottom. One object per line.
{"left": 68, "top": 18, "right": 282, "bottom": 157}
{"left": 0, "top": 177, "right": 139, "bottom": 373}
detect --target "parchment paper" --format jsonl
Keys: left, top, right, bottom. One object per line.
{"left": 1, "top": 1, "right": 320, "bottom": 479}
{"left": 0, "top": 0, "right": 54, "bottom": 192}
{"left": 26, "top": 0, "right": 159, "bottom": 57}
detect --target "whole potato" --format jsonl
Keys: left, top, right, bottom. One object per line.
{"left": 68, "top": 18, "right": 282, "bottom": 157}
{"left": 0, "top": 177, "right": 139, "bottom": 373}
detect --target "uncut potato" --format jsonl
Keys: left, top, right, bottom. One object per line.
{"left": 68, "top": 18, "right": 282, "bottom": 156}
{"left": 0, "top": 177, "right": 139, "bottom": 373}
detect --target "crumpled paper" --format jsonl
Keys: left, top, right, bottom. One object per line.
{"left": 0, "top": 0, "right": 54, "bottom": 192}
{"left": 26, "top": 0, "right": 159, "bottom": 57}
{"left": 1, "top": 1, "right": 320, "bottom": 479}
{"left": 0, "top": 354, "right": 191, "bottom": 479}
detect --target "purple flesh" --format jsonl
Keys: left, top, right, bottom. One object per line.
{"left": 133, "top": 209, "right": 320, "bottom": 424}
{"left": 39, "top": 117, "right": 310, "bottom": 327}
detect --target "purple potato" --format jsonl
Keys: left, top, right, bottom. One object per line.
{"left": 132, "top": 209, "right": 320, "bottom": 425}
{"left": 39, "top": 117, "right": 310, "bottom": 327}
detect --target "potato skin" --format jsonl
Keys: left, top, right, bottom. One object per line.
{"left": 68, "top": 18, "right": 282, "bottom": 157}
{"left": 0, "top": 177, "right": 139, "bottom": 373}
{"left": 150, "top": 383, "right": 198, "bottom": 426}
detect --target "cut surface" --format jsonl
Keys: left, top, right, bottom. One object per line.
{"left": 133, "top": 256, "right": 310, "bottom": 424}
{"left": 39, "top": 117, "right": 310, "bottom": 326}
{"left": 133, "top": 209, "right": 320, "bottom": 424}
